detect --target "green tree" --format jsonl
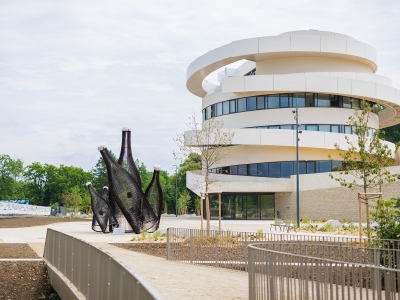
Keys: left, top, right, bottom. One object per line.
{"left": 61, "top": 188, "right": 82, "bottom": 214}
{"left": 177, "top": 153, "right": 201, "bottom": 212}
{"left": 0, "top": 154, "right": 24, "bottom": 199}
{"left": 372, "top": 198, "right": 400, "bottom": 241}
{"left": 329, "top": 101, "right": 399, "bottom": 238}
{"left": 91, "top": 150, "right": 116, "bottom": 192}
{"left": 177, "top": 189, "right": 191, "bottom": 214}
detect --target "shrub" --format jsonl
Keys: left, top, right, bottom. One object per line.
{"left": 302, "top": 216, "right": 310, "bottom": 224}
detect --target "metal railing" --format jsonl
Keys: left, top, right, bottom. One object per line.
{"left": 166, "top": 228, "right": 399, "bottom": 272}
{"left": 44, "top": 229, "right": 163, "bottom": 300}
{"left": 248, "top": 242, "right": 400, "bottom": 300}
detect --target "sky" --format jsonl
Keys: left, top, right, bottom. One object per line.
{"left": 0, "top": 0, "right": 399, "bottom": 174}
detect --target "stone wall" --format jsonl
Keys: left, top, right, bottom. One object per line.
{"left": 275, "top": 181, "right": 400, "bottom": 222}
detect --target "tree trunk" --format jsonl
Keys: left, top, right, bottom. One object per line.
{"left": 206, "top": 194, "right": 210, "bottom": 236}
{"left": 366, "top": 198, "right": 371, "bottom": 240}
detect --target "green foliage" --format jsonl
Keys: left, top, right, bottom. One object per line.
{"left": 341, "top": 217, "right": 347, "bottom": 223}
{"left": 321, "top": 217, "right": 328, "bottom": 223}
{"left": 0, "top": 154, "right": 25, "bottom": 199}
{"left": 302, "top": 216, "right": 310, "bottom": 224}
{"left": 91, "top": 151, "right": 116, "bottom": 192}
{"left": 178, "top": 189, "right": 191, "bottom": 210}
{"left": 329, "top": 100, "right": 399, "bottom": 193}
{"left": 372, "top": 198, "right": 400, "bottom": 240}
{"left": 61, "top": 188, "right": 82, "bottom": 213}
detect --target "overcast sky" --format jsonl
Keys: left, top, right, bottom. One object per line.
{"left": 1, "top": 0, "right": 399, "bottom": 174}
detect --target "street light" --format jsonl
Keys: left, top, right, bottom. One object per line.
{"left": 292, "top": 97, "right": 302, "bottom": 227}
{"left": 173, "top": 164, "right": 179, "bottom": 217}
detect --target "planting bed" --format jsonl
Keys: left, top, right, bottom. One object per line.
{"left": 0, "top": 244, "right": 59, "bottom": 299}
{"left": 0, "top": 216, "right": 90, "bottom": 228}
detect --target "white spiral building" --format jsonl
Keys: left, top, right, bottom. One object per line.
{"left": 185, "top": 30, "right": 400, "bottom": 221}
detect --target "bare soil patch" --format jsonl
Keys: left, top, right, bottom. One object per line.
{"left": 111, "top": 242, "right": 167, "bottom": 258}
{"left": 0, "top": 216, "right": 90, "bottom": 228}
{"left": 0, "top": 242, "right": 60, "bottom": 299}
{"left": 0, "top": 243, "right": 39, "bottom": 258}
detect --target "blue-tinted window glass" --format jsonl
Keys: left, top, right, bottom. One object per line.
{"left": 248, "top": 164, "right": 258, "bottom": 176}
{"left": 319, "top": 161, "right": 331, "bottom": 173}
{"left": 256, "top": 96, "right": 265, "bottom": 109}
{"left": 280, "top": 94, "right": 289, "bottom": 107}
{"left": 352, "top": 98, "right": 360, "bottom": 109}
{"left": 247, "top": 97, "right": 256, "bottom": 111}
{"left": 299, "top": 162, "right": 306, "bottom": 174}
{"left": 306, "top": 93, "right": 314, "bottom": 107}
{"left": 216, "top": 103, "right": 222, "bottom": 116}
{"left": 230, "top": 100, "right": 236, "bottom": 113}
{"left": 238, "top": 164, "right": 247, "bottom": 175}
{"left": 269, "top": 162, "right": 280, "bottom": 177}
{"left": 331, "top": 125, "right": 339, "bottom": 133}
{"left": 222, "top": 101, "right": 229, "bottom": 115}
{"left": 211, "top": 105, "right": 215, "bottom": 117}
{"left": 332, "top": 161, "right": 342, "bottom": 171}
{"left": 343, "top": 97, "right": 352, "bottom": 108}
{"left": 257, "top": 163, "right": 268, "bottom": 177}
{"left": 344, "top": 126, "right": 352, "bottom": 134}
{"left": 269, "top": 126, "right": 279, "bottom": 129}
{"left": 238, "top": 98, "right": 246, "bottom": 112}
{"left": 230, "top": 165, "right": 238, "bottom": 175}
{"left": 206, "top": 106, "right": 212, "bottom": 120}
{"left": 307, "top": 161, "right": 315, "bottom": 174}
{"left": 222, "top": 166, "right": 229, "bottom": 174}
{"left": 293, "top": 93, "right": 305, "bottom": 107}
{"left": 281, "top": 162, "right": 293, "bottom": 178}
{"left": 319, "top": 125, "right": 330, "bottom": 132}
{"left": 280, "top": 125, "right": 292, "bottom": 130}
{"left": 317, "top": 94, "right": 330, "bottom": 107}
{"left": 267, "top": 95, "right": 279, "bottom": 108}
{"left": 306, "top": 125, "right": 318, "bottom": 131}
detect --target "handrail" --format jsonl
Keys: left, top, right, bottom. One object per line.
{"left": 248, "top": 242, "right": 400, "bottom": 300}
{"left": 44, "top": 228, "right": 163, "bottom": 300}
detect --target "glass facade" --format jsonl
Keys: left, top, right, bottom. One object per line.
{"left": 210, "top": 193, "right": 275, "bottom": 220}
{"left": 203, "top": 92, "right": 379, "bottom": 121}
{"left": 248, "top": 124, "right": 376, "bottom": 135}
{"left": 209, "top": 160, "right": 343, "bottom": 178}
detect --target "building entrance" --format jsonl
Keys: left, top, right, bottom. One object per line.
{"left": 207, "top": 193, "right": 275, "bottom": 220}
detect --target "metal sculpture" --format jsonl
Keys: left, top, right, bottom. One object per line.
{"left": 87, "top": 127, "right": 163, "bottom": 234}
{"left": 87, "top": 183, "right": 118, "bottom": 233}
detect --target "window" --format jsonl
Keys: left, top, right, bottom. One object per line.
{"left": 238, "top": 98, "right": 246, "bottom": 112}
{"left": 267, "top": 95, "right": 279, "bottom": 108}
{"left": 269, "top": 162, "right": 280, "bottom": 177}
{"left": 332, "top": 161, "right": 342, "bottom": 171}
{"left": 247, "top": 97, "right": 256, "bottom": 111}
{"left": 306, "top": 93, "right": 314, "bottom": 107}
{"left": 319, "top": 161, "right": 331, "bottom": 173}
{"left": 256, "top": 96, "right": 265, "bottom": 109}
{"left": 352, "top": 98, "right": 360, "bottom": 109}
{"left": 281, "top": 162, "right": 293, "bottom": 178}
{"left": 331, "top": 125, "right": 339, "bottom": 133}
{"left": 248, "top": 164, "right": 258, "bottom": 176}
{"left": 307, "top": 161, "right": 315, "bottom": 174}
{"left": 298, "top": 161, "right": 306, "bottom": 174}
{"left": 202, "top": 109, "right": 206, "bottom": 122}
{"left": 222, "top": 101, "right": 229, "bottom": 115}
{"left": 216, "top": 103, "right": 222, "bottom": 116}
{"left": 293, "top": 93, "right": 305, "bottom": 107}
{"left": 316, "top": 94, "right": 330, "bottom": 107}
{"left": 306, "top": 125, "right": 318, "bottom": 131}
{"left": 343, "top": 97, "right": 352, "bottom": 108}
{"left": 221, "top": 166, "right": 229, "bottom": 174}
{"left": 257, "top": 163, "right": 268, "bottom": 177}
{"left": 280, "top": 94, "right": 289, "bottom": 107}
{"left": 269, "top": 125, "right": 279, "bottom": 129}
{"left": 230, "top": 100, "right": 236, "bottom": 113}
{"left": 238, "top": 164, "right": 247, "bottom": 175}
{"left": 230, "top": 165, "right": 238, "bottom": 175}
{"left": 206, "top": 106, "right": 212, "bottom": 120}
{"left": 319, "top": 125, "right": 330, "bottom": 132}
{"left": 280, "top": 125, "right": 292, "bottom": 130}
{"left": 344, "top": 125, "right": 352, "bottom": 134}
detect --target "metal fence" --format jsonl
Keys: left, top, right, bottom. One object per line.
{"left": 166, "top": 228, "right": 399, "bottom": 272}
{"left": 248, "top": 242, "right": 400, "bottom": 300}
{"left": 44, "top": 229, "right": 163, "bottom": 300}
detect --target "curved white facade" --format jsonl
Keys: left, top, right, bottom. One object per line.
{"left": 185, "top": 30, "right": 400, "bottom": 221}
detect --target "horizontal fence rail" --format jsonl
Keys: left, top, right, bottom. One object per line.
{"left": 44, "top": 229, "right": 163, "bottom": 300}
{"left": 248, "top": 243, "right": 400, "bottom": 300}
{"left": 166, "top": 228, "right": 399, "bottom": 273}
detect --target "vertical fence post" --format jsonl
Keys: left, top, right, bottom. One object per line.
{"left": 248, "top": 246, "right": 255, "bottom": 300}
{"left": 167, "top": 228, "right": 171, "bottom": 260}
{"left": 190, "top": 229, "right": 193, "bottom": 264}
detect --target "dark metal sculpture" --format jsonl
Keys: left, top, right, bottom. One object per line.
{"left": 88, "top": 127, "right": 163, "bottom": 234}
{"left": 87, "top": 183, "right": 118, "bottom": 233}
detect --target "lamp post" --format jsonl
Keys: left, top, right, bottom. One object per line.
{"left": 292, "top": 97, "right": 302, "bottom": 227}
{"left": 173, "top": 164, "right": 178, "bottom": 217}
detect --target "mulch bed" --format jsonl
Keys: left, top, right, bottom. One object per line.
{"left": 0, "top": 241, "right": 60, "bottom": 299}
{"left": 0, "top": 216, "right": 90, "bottom": 228}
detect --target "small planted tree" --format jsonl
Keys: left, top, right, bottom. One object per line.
{"left": 177, "top": 189, "right": 191, "bottom": 215}
{"left": 174, "top": 115, "right": 235, "bottom": 233}
{"left": 329, "top": 100, "right": 399, "bottom": 238}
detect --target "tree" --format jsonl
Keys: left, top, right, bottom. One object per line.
{"left": 329, "top": 100, "right": 399, "bottom": 238}
{"left": 177, "top": 189, "right": 191, "bottom": 215}
{"left": 91, "top": 150, "right": 116, "bottom": 192}
{"left": 0, "top": 154, "right": 24, "bottom": 200}
{"left": 372, "top": 198, "right": 400, "bottom": 241}
{"left": 174, "top": 115, "right": 235, "bottom": 233}
{"left": 61, "top": 188, "right": 82, "bottom": 214}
